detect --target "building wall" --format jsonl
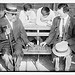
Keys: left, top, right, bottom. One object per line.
{"left": 0, "top": 3, "right": 75, "bottom": 17}
{"left": 0, "top": 3, "right": 54, "bottom": 10}
{"left": 68, "top": 3, "right": 75, "bottom": 17}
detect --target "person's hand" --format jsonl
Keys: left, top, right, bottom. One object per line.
{"left": 27, "top": 42, "right": 34, "bottom": 47}
{"left": 40, "top": 42, "right": 47, "bottom": 47}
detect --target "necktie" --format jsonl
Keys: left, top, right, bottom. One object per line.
{"left": 64, "top": 17, "right": 70, "bottom": 33}
{"left": 62, "top": 18, "right": 68, "bottom": 41}
{"left": 62, "top": 18, "right": 65, "bottom": 36}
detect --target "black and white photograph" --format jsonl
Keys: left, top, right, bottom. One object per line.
{"left": 0, "top": 0, "right": 75, "bottom": 73}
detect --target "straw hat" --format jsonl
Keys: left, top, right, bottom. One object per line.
{"left": 52, "top": 41, "right": 71, "bottom": 57}
{"left": 4, "top": 4, "right": 19, "bottom": 14}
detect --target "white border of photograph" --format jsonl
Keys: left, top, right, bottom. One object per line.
{"left": 0, "top": 0, "right": 75, "bottom": 3}
{"left": 0, "top": 0, "right": 75, "bottom": 75}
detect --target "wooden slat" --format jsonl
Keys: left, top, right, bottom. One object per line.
{"left": 24, "top": 25, "right": 51, "bottom": 30}
{"left": 26, "top": 32, "right": 49, "bottom": 36}
{"left": 25, "top": 25, "right": 50, "bottom": 45}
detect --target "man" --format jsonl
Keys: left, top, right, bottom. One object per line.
{"left": 36, "top": 6, "right": 55, "bottom": 43}
{"left": 3, "top": 4, "right": 34, "bottom": 71}
{"left": 36, "top": 6, "right": 55, "bottom": 26}
{"left": 19, "top": 3, "right": 36, "bottom": 27}
{"left": 0, "top": 7, "right": 14, "bottom": 71}
{"left": 19, "top": 3, "right": 37, "bottom": 44}
{"left": 40, "top": 3, "right": 75, "bottom": 71}
{"left": 40, "top": 3, "right": 75, "bottom": 49}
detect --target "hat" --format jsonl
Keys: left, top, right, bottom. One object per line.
{"left": 4, "top": 4, "right": 19, "bottom": 14}
{"left": 52, "top": 41, "right": 71, "bottom": 57}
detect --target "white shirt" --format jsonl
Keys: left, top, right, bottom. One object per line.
{"left": 63, "top": 15, "right": 69, "bottom": 27}
{"left": 5, "top": 15, "right": 13, "bottom": 29}
{"left": 19, "top": 9, "right": 36, "bottom": 27}
{"left": 5, "top": 15, "right": 13, "bottom": 39}
{"left": 36, "top": 7, "right": 55, "bottom": 26}
{"left": 59, "top": 15, "right": 69, "bottom": 37}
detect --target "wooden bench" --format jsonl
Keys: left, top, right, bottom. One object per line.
{"left": 24, "top": 24, "right": 51, "bottom": 45}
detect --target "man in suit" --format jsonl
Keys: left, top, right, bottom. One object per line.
{"left": 0, "top": 7, "right": 14, "bottom": 71}
{"left": 40, "top": 3, "right": 75, "bottom": 71}
{"left": 40, "top": 3, "right": 75, "bottom": 52}
{"left": 3, "top": 4, "right": 34, "bottom": 71}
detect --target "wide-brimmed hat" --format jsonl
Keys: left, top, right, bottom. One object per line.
{"left": 52, "top": 41, "right": 71, "bottom": 57}
{"left": 4, "top": 4, "right": 19, "bottom": 14}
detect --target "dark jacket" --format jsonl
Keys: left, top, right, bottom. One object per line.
{"left": 45, "top": 16, "right": 75, "bottom": 46}
{"left": 0, "top": 16, "right": 29, "bottom": 44}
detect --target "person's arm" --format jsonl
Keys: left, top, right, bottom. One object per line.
{"left": 29, "top": 10, "right": 36, "bottom": 23}
{"left": 40, "top": 17, "right": 57, "bottom": 46}
{"left": 36, "top": 8, "right": 48, "bottom": 26}
{"left": 19, "top": 19, "right": 30, "bottom": 44}
{"left": 51, "top": 10, "right": 56, "bottom": 24}
{"left": 45, "top": 17, "right": 57, "bottom": 44}
{"left": 46, "top": 10, "right": 56, "bottom": 26}
{"left": 19, "top": 19, "right": 34, "bottom": 47}
{"left": 66, "top": 17, "right": 75, "bottom": 40}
